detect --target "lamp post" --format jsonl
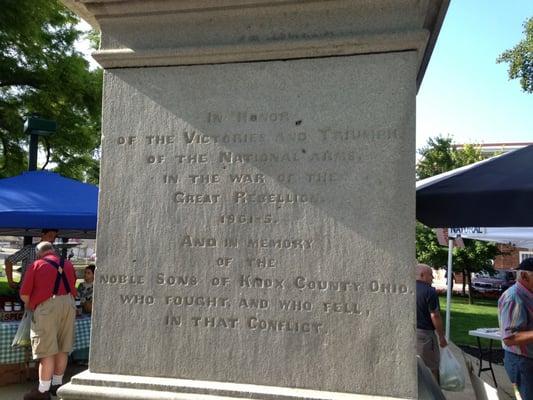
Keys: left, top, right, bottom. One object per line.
{"left": 23, "top": 116, "right": 57, "bottom": 245}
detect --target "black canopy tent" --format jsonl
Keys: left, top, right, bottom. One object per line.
{"left": 416, "top": 144, "right": 533, "bottom": 341}
{"left": 416, "top": 145, "right": 533, "bottom": 228}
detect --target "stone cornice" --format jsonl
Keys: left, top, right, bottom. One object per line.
{"left": 63, "top": 0, "right": 449, "bottom": 88}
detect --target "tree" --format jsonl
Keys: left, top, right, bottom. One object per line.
{"left": 497, "top": 16, "right": 533, "bottom": 93}
{"left": 416, "top": 136, "right": 500, "bottom": 303}
{"left": 0, "top": 0, "right": 102, "bottom": 183}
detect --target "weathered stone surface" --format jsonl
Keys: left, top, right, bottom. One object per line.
{"left": 59, "top": 1, "right": 449, "bottom": 399}
{"left": 62, "top": 0, "right": 449, "bottom": 88}
{"left": 83, "top": 52, "right": 416, "bottom": 398}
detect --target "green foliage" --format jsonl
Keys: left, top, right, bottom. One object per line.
{"left": 416, "top": 136, "right": 484, "bottom": 180}
{"left": 416, "top": 222, "right": 448, "bottom": 268}
{"left": 0, "top": 0, "right": 102, "bottom": 182}
{"left": 498, "top": 16, "right": 533, "bottom": 93}
{"left": 416, "top": 223, "right": 498, "bottom": 275}
{"left": 416, "top": 136, "right": 499, "bottom": 276}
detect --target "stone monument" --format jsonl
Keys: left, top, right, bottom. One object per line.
{"left": 60, "top": 1, "right": 449, "bottom": 399}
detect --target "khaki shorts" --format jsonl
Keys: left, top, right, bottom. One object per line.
{"left": 416, "top": 328, "right": 440, "bottom": 373}
{"left": 31, "top": 295, "right": 76, "bottom": 359}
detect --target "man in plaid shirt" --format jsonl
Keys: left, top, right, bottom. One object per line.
{"left": 4, "top": 229, "right": 58, "bottom": 289}
{"left": 498, "top": 258, "right": 533, "bottom": 400}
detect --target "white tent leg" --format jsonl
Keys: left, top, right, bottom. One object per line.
{"left": 445, "top": 237, "right": 454, "bottom": 341}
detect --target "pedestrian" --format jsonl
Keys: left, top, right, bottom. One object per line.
{"left": 4, "top": 229, "right": 59, "bottom": 290}
{"left": 19, "top": 241, "right": 77, "bottom": 400}
{"left": 498, "top": 258, "right": 533, "bottom": 400}
{"left": 416, "top": 263, "right": 448, "bottom": 383}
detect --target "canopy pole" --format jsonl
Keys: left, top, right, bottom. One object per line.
{"left": 445, "top": 237, "right": 454, "bottom": 341}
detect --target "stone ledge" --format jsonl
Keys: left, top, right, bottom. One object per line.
{"left": 58, "top": 371, "right": 413, "bottom": 400}
{"left": 92, "top": 31, "right": 429, "bottom": 68}
{"left": 62, "top": 0, "right": 449, "bottom": 88}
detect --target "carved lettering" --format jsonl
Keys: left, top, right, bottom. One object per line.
{"left": 146, "top": 135, "right": 175, "bottom": 145}
{"left": 188, "top": 174, "right": 220, "bottom": 184}
{"left": 232, "top": 111, "right": 289, "bottom": 123}
{"left": 181, "top": 235, "right": 217, "bottom": 248}
{"left": 369, "top": 281, "right": 409, "bottom": 294}
{"left": 164, "top": 314, "right": 182, "bottom": 326}
{"left": 229, "top": 174, "right": 265, "bottom": 184}
{"left": 156, "top": 273, "right": 198, "bottom": 286}
{"left": 319, "top": 127, "right": 399, "bottom": 142}
{"left": 238, "top": 298, "right": 269, "bottom": 309}
{"left": 278, "top": 299, "right": 312, "bottom": 311}
{"left": 239, "top": 275, "right": 284, "bottom": 289}
{"left": 246, "top": 317, "right": 323, "bottom": 334}
{"left": 175, "top": 154, "right": 207, "bottom": 164}
{"left": 191, "top": 316, "right": 239, "bottom": 329}
{"left": 165, "top": 296, "right": 229, "bottom": 308}
{"left": 219, "top": 151, "right": 299, "bottom": 163}
{"left": 234, "top": 192, "right": 321, "bottom": 204}
{"left": 174, "top": 192, "right": 221, "bottom": 204}
{"left": 323, "top": 302, "right": 364, "bottom": 315}
{"left": 245, "top": 257, "right": 276, "bottom": 268}
{"left": 294, "top": 276, "right": 362, "bottom": 292}
{"left": 120, "top": 294, "right": 154, "bottom": 305}
{"left": 246, "top": 239, "right": 312, "bottom": 250}
{"left": 100, "top": 274, "right": 144, "bottom": 285}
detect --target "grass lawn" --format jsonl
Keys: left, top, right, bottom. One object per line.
{"left": 439, "top": 295, "right": 500, "bottom": 347}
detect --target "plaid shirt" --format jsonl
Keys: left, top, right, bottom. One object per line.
{"left": 6, "top": 244, "right": 60, "bottom": 279}
{"left": 498, "top": 281, "right": 533, "bottom": 358}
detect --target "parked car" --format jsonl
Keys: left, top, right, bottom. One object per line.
{"left": 471, "top": 269, "right": 516, "bottom": 296}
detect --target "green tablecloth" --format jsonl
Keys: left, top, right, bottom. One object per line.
{"left": 0, "top": 315, "right": 91, "bottom": 364}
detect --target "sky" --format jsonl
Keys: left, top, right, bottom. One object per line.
{"left": 416, "top": 0, "right": 533, "bottom": 150}
{"left": 78, "top": 2, "right": 533, "bottom": 151}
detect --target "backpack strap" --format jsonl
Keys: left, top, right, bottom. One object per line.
{"left": 43, "top": 257, "right": 71, "bottom": 295}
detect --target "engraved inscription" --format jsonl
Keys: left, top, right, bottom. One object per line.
{"left": 165, "top": 295, "right": 230, "bottom": 308}
{"left": 191, "top": 316, "right": 239, "bottom": 329}
{"left": 174, "top": 192, "right": 221, "bottom": 204}
{"left": 246, "top": 317, "right": 323, "bottom": 334}
{"left": 100, "top": 274, "right": 145, "bottom": 285}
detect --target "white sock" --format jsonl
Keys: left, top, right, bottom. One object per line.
{"left": 38, "top": 379, "right": 51, "bottom": 393}
{"left": 52, "top": 374, "right": 63, "bottom": 385}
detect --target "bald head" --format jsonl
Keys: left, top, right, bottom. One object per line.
{"left": 416, "top": 264, "right": 434, "bottom": 284}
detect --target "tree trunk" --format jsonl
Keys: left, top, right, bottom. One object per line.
{"left": 462, "top": 269, "right": 467, "bottom": 296}
{"left": 467, "top": 268, "right": 474, "bottom": 305}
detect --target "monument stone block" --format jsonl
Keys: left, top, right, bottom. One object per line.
{"left": 60, "top": 1, "right": 449, "bottom": 399}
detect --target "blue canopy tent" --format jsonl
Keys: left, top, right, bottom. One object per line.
{"left": 0, "top": 171, "right": 98, "bottom": 239}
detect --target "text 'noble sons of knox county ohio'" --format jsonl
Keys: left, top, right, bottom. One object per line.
{"left": 99, "top": 273, "right": 411, "bottom": 295}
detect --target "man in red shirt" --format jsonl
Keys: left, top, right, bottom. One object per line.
{"left": 20, "top": 241, "right": 77, "bottom": 400}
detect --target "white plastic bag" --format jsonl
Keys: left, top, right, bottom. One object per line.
{"left": 11, "top": 310, "right": 32, "bottom": 348}
{"left": 439, "top": 345, "right": 465, "bottom": 391}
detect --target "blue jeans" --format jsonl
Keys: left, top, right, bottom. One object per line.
{"left": 504, "top": 351, "right": 533, "bottom": 400}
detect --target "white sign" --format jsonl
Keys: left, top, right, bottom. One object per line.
{"left": 448, "top": 227, "right": 487, "bottom": 238}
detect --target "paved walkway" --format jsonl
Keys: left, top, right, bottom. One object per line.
{"left": 0, "top": 364, "right": 85, "bottom": 400}
{"left": 446, "top": 342, "right": 515, "bottom": 400}
{"left": 0, "top": 349, "right": 517, "bottom": 399}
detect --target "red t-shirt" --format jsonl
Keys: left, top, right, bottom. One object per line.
{"left": 20, "top": 253, "right": 78, "bottom": 310}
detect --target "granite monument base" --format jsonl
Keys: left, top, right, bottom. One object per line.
{"left": 59, "top": 370, "right": 407, "bottom": 400}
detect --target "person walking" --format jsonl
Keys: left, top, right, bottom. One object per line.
{"left": 19, "top": 241, "right": 77, "bottom": 400}
{"left": 416, "top": 263, "right": 447, "bottom": 383}
{"left": 498, "top": 258, "right": 533, "bottom": 400}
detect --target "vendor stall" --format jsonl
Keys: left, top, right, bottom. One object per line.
{"left": 0, "top": 315, "right": 91, "bottom": 385}
{"left": 0, "top": 170, "right": 98, "bottom": 385}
